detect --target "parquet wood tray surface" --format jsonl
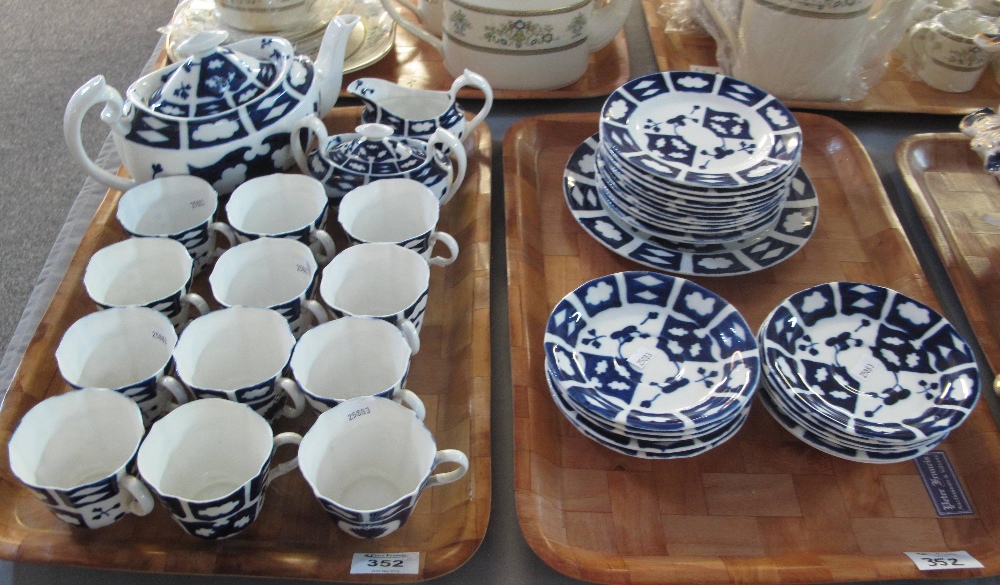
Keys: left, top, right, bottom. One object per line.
{"left": 339, "top": 7, "right": 630, "bottom": 100}
{"left": 0, "top": 106, "right": 491, "bottom": 582}
{"left": 899, "top": 133, "right": 1000, "bottom": 376}
{"left": 643, "top": 0, "right": 1000, "bottom": 114}
{"left": 505, "top": 112, "right": 1000, "bottom": 585}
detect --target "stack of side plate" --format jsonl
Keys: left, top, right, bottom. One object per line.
{"left": 543, "top": 271, "right": 760, "bottom": 458}
{"left": 595, "top": 72, "right": 803, "bottom": 249}
{"left": 757, "top": 281, "right": 981, "bottom": 463}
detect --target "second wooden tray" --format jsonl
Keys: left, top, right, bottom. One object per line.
{"left": 505, "top": 112, "right": 1000, "bottom": 584}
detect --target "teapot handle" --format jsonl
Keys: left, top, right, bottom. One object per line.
{"left": 588, "top": 0, "right": 635, "bottom": 52}
{"left": 448, "top": 70, "right": 494, "bottom": 138}
{"left": 426, "top": 129, "right": 466, "bottom": 206}
{"left": 291, "top": 115, "right": 330, "bottom": 174}
{"left": 378, "top": 0, "right": 444, "bottom": 54}
{"left": 64, "top": 75, "right": 136, "bottom": 193}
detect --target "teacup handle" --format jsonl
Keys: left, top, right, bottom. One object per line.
{"left": 266, "top": 432, "right": 303, "bottom": 484}
{"left": 277, "top": 377, "right": 307, "bottom": 419}
{"left": 392, "top": 388, "right": 426, "bottom": 421}
{"left": 120, "top": 474, "right": 155, "bottom": 516}
{"left": 292, "top": 115, "right": 331, "bottom": 174}
{"left": 210, "top": 221, "right": 237, "bottom": 260}
{"left": 426, "top": 129, "right": 467, "bottom": 205}
{"left": 398, "top": 318, "right": 421, "bottom": 355}
{"left": 424, "top": 449, "right": 468, "bottom": 488}
{"left": 302, "top": 299, "right": 330, "bottom": 328}
{"left": 448, "top": 70, "right": 493, "bottom": 138}
{"left": 312, "top": 229, "right": 337, "bottom": 264}
{"left": 64, "top": 76, "right": 136, "bottom": 193}
{"left": 378, "top": 0, "right": 443, "bottom": 54}
{"left": 158, "top": 375, "right": 191, "bottom": 411}
{"left": 427, "top": 231, "right": 459, "bottom": 267}
{"left": 181, "top": 292, "right": 210, "bottom": 321}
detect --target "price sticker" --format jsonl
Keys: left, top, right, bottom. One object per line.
{"left": 905, "top": 551, "right": 984, "bottom": 571}
{"left": 626, "top": 347, "right": 658, "bottom": 370}
{"left": 351, "top": 552, "right": 420, "bottom": 575}
{"left": 690, "top": 65, "right": 723, "bottom": 74}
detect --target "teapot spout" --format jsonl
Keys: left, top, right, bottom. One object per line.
{"left": 316, "top": 14, "right": 362, "bottom": 115}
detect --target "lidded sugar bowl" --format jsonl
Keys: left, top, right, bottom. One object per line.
{"left": 292, "top": 120, "right": 467, "bottom": 205}
{"left": 64, "top": 14, "right": 359, "bottom": 195}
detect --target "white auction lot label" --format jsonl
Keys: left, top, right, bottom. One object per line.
{"left": 351, "top": 552, "right": 420, "bottom": 575}
{"left": 905, "top": 551, "right": 984, "bottom": 571}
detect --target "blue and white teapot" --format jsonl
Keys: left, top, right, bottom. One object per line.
{"left": 64, "top": 15, "right": 359, "bottom": 195}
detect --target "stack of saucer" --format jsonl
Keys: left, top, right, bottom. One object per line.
{"left": 757, "top": 281, "right": 981, "bottom": 463}
{"left": 596, "top": 72, "right": 803, "bottom": 250}
{"left": 543, "top": 271, "right": 760, "bottom": 458}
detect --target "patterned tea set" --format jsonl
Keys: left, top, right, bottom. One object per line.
{"left": 10, "top": 15, "right": 495, "bottom": 539}
{"left": 551, "top": 72, "right": 982, "bottom": 462}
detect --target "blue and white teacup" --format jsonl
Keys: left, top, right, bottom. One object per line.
{"left": 8, "top": 389, "right": 155, "bottom": 528}
{"left": 83, "top": 237, "right": 210, "bottom": 330}
{"left": 115, "top": 175, "right": 235, "bottom": 275}
{"left": 172, "top": 307, "right": 305, "bottom": 423}
{"left": 298, "top": 396, "right": 467, "bottom": 539}
{"left": 225, "top": 174, "right": 336, "bottom": 265}
{"left": 137, "top": 398, "right": 302, "bottom": 540}
{"left": 338, "top": 178, "right": 459, "bottom": 267}
{"left": 318, "top": 242, "right": 432, "bottom": 354}
{"left": 54, "top": 307, "right": 189, "bottom": 426}
{"left": 209, "top": 238, "right": 328, "bottom": 338}
{"left": 290, "top": 316, "right": 424, "bottom": 416}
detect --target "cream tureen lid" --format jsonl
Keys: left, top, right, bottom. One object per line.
{"left": 146, "top": 30, "right": 280, "bottom": 117}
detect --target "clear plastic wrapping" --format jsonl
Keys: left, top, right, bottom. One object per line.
{"left": 690, "top": 0, "right": 923, "bottom": 102}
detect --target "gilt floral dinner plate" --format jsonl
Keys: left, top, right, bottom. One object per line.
{"left": 546, "top": 370, "right": 751, "bottom": 459}
{"left": 599, "top": 72, "right": 802, "bottom": 188}
{"left": 760, "top": 282, "right": 980, "bottom": 443}
{"left": 544, "top": 271, "right": 759, "bottom": 434}
{"left": 564, "top": 135, "right": 818, "bottom": 277}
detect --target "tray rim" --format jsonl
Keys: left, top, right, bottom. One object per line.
{"left": 504, "top": 111, "right": 1000, "bottom": 585}
{"left": 0, "top": 106, "right": 492, "bottom": 582}
{"left": 642, "top": 0, "right": 1000, "bottom": 115}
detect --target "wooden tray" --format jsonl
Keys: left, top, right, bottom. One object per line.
{"left": 0, "top": 106, "right": 491, "bottom": 582}
{"left": 504, "top": 111, "right": 1000, "bottom": 584}
{"left": 340, "top": 7, "right": 630, "bottom": 100}
{"left": 643, "top": 0, "right": 1000, "bottom": 114}
{"left": 898, "top": 133, "right": 1000, "bottom": 376}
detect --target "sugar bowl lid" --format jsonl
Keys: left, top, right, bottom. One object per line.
{"left": 325, "top": 124, "right": 429, "bottom": 175}
{"left": 145, "top": 30, "right": 280, "bottom": 118}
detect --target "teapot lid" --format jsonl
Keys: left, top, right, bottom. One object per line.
{"left": 146, "top": 31, "right": 279, "bottom": 117}
{"left": 326, "top": 124, "right": 429, "bottom": 174}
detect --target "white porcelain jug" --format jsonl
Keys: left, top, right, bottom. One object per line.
{"left": 379, "top": 0, "right": 633, "bottom": 90}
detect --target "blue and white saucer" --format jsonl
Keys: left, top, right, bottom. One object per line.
{"left": 544, "top": 271, "right": 759, "bottom": 435}
{"left": 757, "top": 282, "right": 980, "bottom": 458}
{"left": 563, "top": 134, "right": 818, "bottom": 277}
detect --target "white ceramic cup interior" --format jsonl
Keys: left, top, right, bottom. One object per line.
{"left": 138, "top": 398, "right": 300, "bottom": 502}
{"left": 116, "top": 175, "right": 218, "bottom": 237}
{"left": 55, "top": 306, "right": 177, "bottom": 390}
{"left": 210, "top": 237, "right": 318, "bottom": 308}
{"left": 338, "top": 178, "right": 459, "bottom": 266}
{"left": 290, "top": 317, "right": 424, "bottom": 416}
{"left": 299, "top": 396, "right": 467, "bottom": 512}
{"left": 84, "top": 237, "right": 202, "bottom": 308}
{"left": 225, "top": 173, "right": 335, "bottom": 263}
{"left": 173, "top": 306, "right": 296, "bottom": 392}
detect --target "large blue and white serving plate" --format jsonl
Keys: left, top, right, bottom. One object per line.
{"left": 599, "top": 72, "right": 802, "bottom": 188}
{"left": 546, "top": 370, "right": 750, "bottom": 459}
{"left": 564, "top": 135, "right": 818, "bottom": 277}
{"left": 759, "top": 282, "right": 981, "bottom": 444}
{"left": 544, "top": 271, "right": 759, "bottom": 434}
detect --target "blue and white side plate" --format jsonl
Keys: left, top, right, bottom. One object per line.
{"left": 564, "top": 135, "right": 818, "bottom": 277}
{"left": 760, "top": 282, "right": 980, "bottom": 443}
{"left": 599, "top": 72, "right": 802, "bottom": 188}
{"left": 546, "top": 370, "right": 750, "bottom": 459}
{"left": 544, "top": 271, "right": 759, "bottom": 434}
